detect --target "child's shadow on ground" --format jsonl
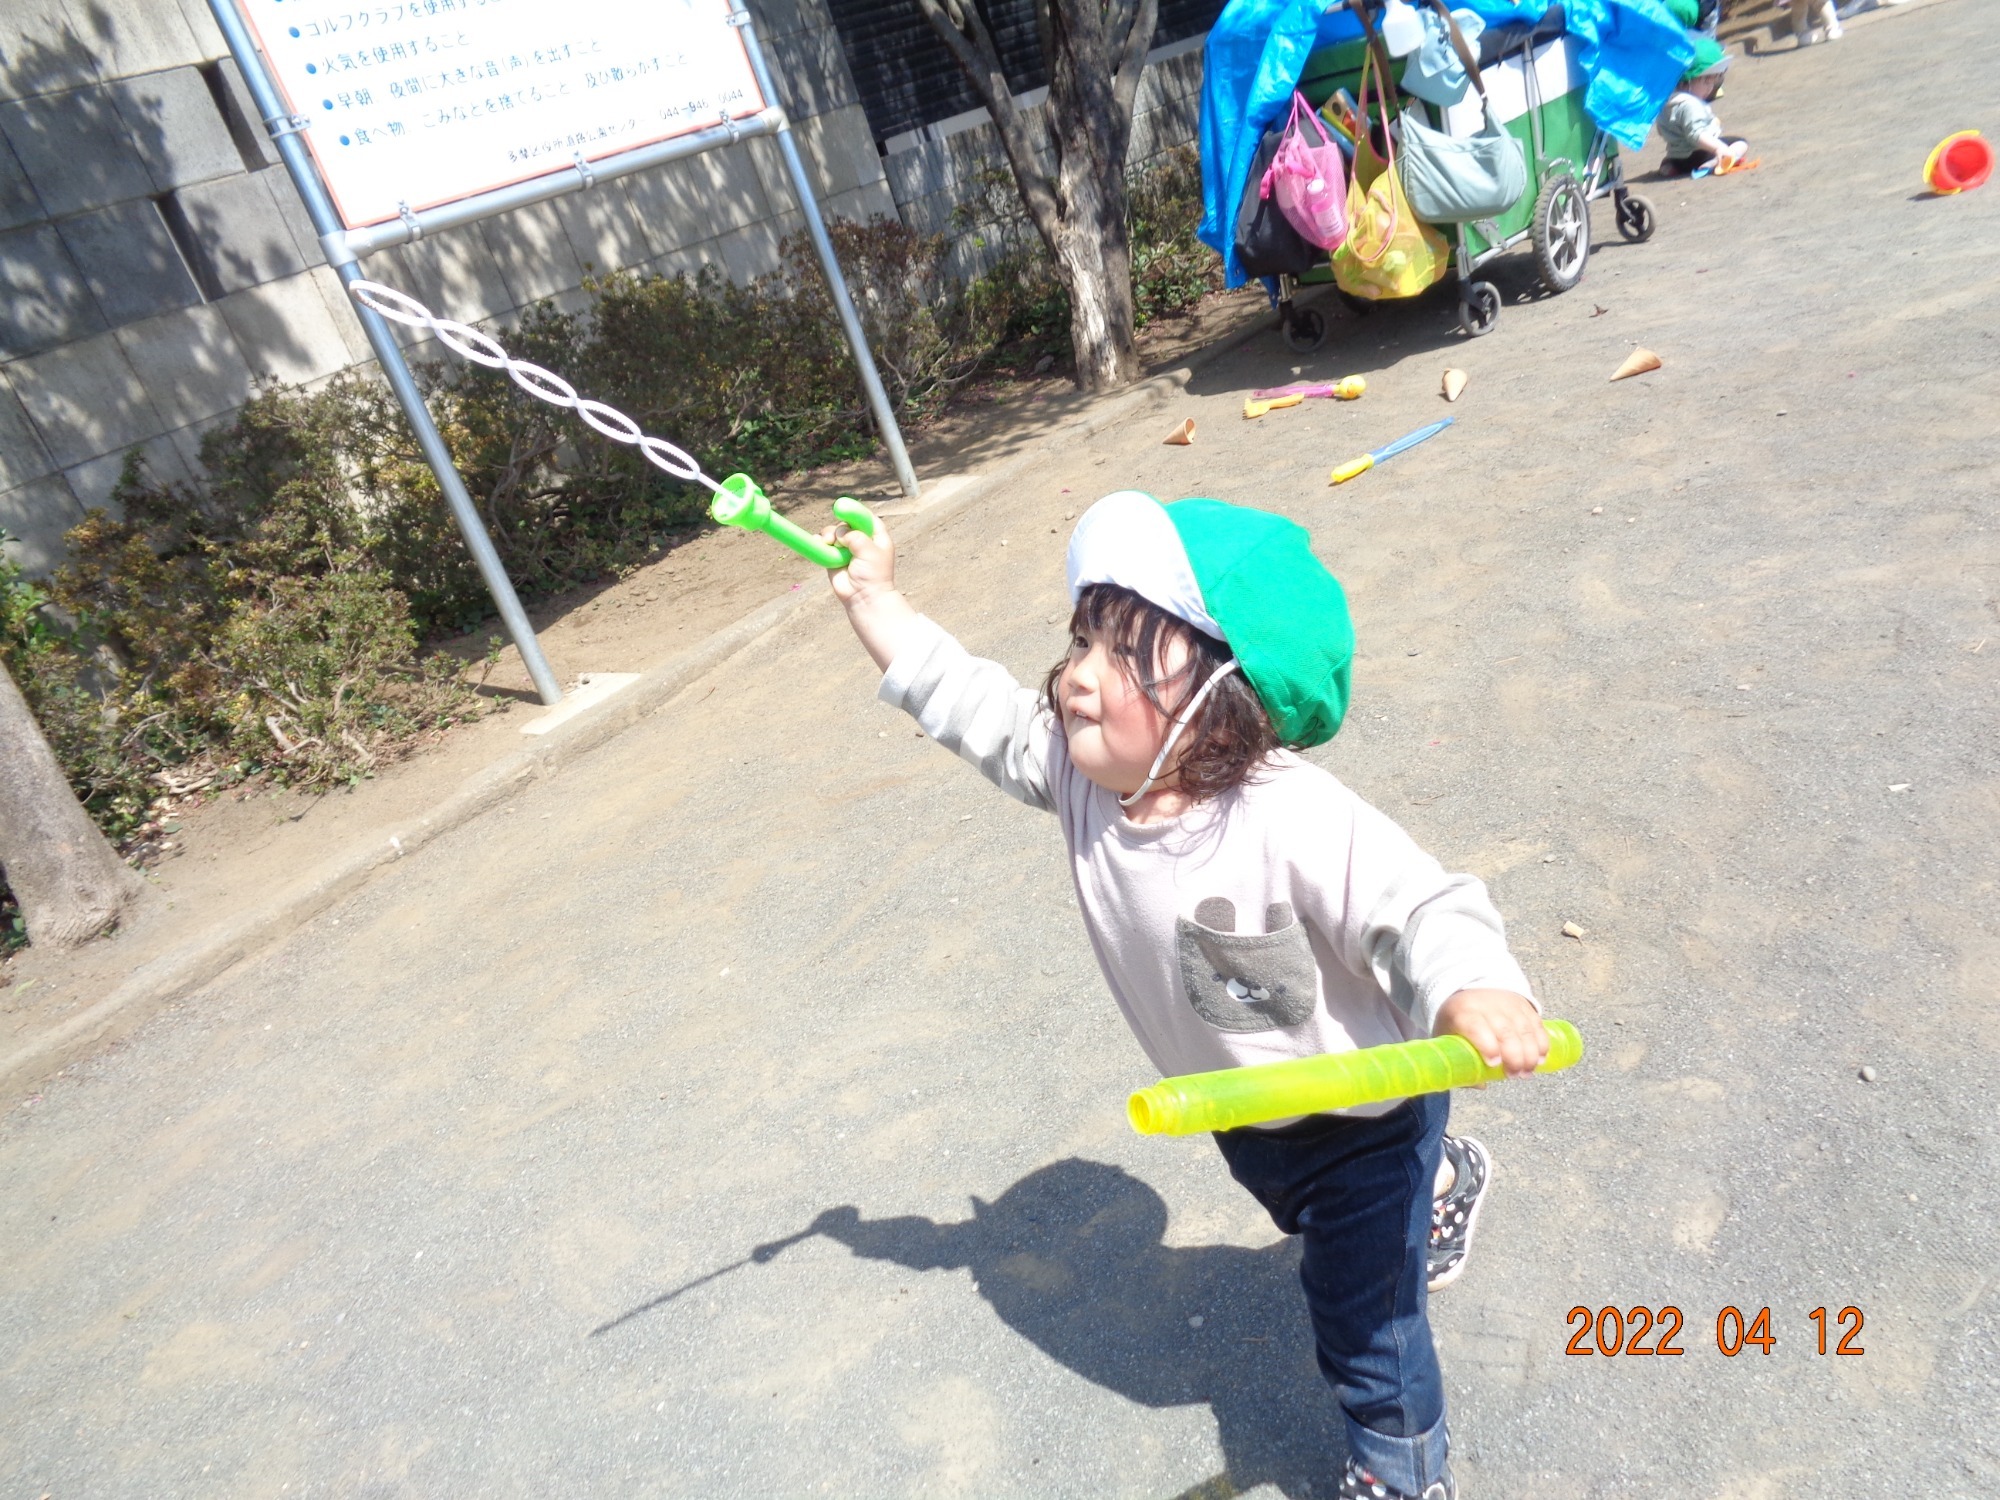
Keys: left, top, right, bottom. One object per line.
{"left": 777, "top": 1158, "right": 1346, "bottom": 1500}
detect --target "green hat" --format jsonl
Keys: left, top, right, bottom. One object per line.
{"left": 1065, "top": 491, "right": 1355, "bottom": 745}
{"left": 1686, "top": 35, "right": 1729, "bottom": 80}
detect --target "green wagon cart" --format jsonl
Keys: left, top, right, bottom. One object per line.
{"left": 1275, "top": 8, "right": 1659, "bottom": 349}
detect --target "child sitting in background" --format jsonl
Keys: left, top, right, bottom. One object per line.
{"left": 1658, "top": 38, "right": 1748, "bottom": 177}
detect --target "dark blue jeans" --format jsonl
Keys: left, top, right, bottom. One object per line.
{"left": 1213, "top": 1094, "right": 1449, "bottom": 1493}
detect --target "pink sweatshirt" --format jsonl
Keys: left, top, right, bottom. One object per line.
{"left": 881, "top": 618, "right": 1537, "bottom": 1112}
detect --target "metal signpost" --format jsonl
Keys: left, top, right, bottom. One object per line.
{"left": 206, "top": 0, "right": 922, "bottom": 706}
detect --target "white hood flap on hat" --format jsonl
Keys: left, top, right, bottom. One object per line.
{"left": 1064, "top": 491, "right": 1225, "bottom": 640}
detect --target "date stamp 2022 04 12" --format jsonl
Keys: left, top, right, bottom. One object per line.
{"left": 1565, "top": 1305, "right": 1866, "bottom": 1359}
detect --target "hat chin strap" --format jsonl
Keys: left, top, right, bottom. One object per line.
{"left": 1119, "top": 659, "right": 1241, "bottom": 808}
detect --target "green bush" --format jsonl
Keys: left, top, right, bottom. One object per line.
{"left": 48, "top": 414, "right": 484, "bottom": 789}
{"left": 1127, "top": 145, "right": 1222, "bottom": 325}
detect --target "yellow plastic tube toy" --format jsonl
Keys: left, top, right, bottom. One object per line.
{"left": 1127, "top": 1020, "right": 1583, "bottom": 1136}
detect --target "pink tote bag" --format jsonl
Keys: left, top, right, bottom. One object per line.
{"left": 1262, "top": 92, "right": 1350, "bottom": 251}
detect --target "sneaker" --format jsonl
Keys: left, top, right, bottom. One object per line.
{"left": 1824, "top": 16, "right": 1843, "bottom": 37}
{"left": 1339, "top": 1457, "right": 1457, "bottom": 1500}
{"left": 1427, "top": 1134, "right": 1492, "bottom": 1291}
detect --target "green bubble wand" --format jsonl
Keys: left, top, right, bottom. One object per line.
{"left": 1128, "top": 1020, "right": 1584, "bottom": 1136}
{"left": 708, "top": 473, "right": 876, "bottom": 568}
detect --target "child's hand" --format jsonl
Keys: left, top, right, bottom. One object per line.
{"left": 819, "top": 511, "right": 897, "bottom": 606}
{"left": 1434, "top": 989, "right": 1546, "bottom": 1078}
{"left": 818, "top": 511, "right": 919, "bottom": 672}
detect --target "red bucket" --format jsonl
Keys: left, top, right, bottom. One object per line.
{"left": 1925, "top": 131, "right": 1993, "bottom": 194}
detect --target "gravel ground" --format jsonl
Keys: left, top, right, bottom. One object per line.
{"left": 2, "top": 2, "right": 1996, "bottom": 1494}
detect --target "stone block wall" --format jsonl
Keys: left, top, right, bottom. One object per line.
{"left": 0, "top": 0, "right": 894, "bottom": 572}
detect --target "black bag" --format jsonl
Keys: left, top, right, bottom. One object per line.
{"left": 1233, "top": 124, "right": 1326, "bottom": 279}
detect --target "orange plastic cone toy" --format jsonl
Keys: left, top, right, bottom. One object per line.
{"left": 1610, "top": 348, "right": 1662, "bottom": 382}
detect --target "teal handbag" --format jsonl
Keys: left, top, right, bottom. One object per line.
{"left": 1403, "top": 6, "right": 1486, "bottom": 107}
{"left": 1394, "top": 0, "right": 1528, "bottom": 224}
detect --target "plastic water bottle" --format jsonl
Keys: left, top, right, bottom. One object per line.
{"left": 1382, "top": 0, "right": 1427, "bottom": 57}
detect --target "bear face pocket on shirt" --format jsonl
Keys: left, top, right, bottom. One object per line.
{"left": 1175, "top": 897, "right": 1319, "bottom": 1033}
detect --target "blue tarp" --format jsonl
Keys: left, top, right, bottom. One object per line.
{"left": 1196, "top": 0, "right": 1358, "bottom": 290}
{"left": 1197, "top": 0, "right": 1697, "bottom": 287}
{"left": 1564, "top": 0, "right": 1699, "bottom": 153}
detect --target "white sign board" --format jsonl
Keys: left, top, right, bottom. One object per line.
{"left": 238, "top": 0, "right": 767, "bottom": 228}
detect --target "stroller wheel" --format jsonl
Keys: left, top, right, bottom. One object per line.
{"left": 1533, "top": 172, "right": 1591, "bottom": 293}
{"left": 1616, "top": 193, "right": 1657, "bottom": 243}
{"left": 1283, "top": 306, "right": 1327, "bottom": 352}
{"left": 1458, "top": 281, "right": 1500, "bottom": 337}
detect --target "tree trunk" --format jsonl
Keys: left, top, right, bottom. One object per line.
{"left": 919, "top": 0, "right": 1158, "bottom": 393}
{"left": 1051, "top": 151, "right": 1140, "bottom": 389}
{"left": 0, "top": 659, "right": 143, "bottom": 950}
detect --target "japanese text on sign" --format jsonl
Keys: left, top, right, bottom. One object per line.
{"left": 238, "top": 0, "right": 766, "bottom": 228}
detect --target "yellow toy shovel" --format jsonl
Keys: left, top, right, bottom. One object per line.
{"left": 1243, "top": 392, "right": 1306, "bottom": 420}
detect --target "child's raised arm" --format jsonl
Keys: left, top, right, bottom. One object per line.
{"left": 821, "top": 514, "right": 920, "bottom": 670}
{"left": 823, "top": 514, "right": 1059, "bottom": 812}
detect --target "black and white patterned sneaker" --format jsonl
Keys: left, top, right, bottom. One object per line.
{"left": 1427, "top": 1134, "right": 1492, "bottom": 1292}
{"left": 1338, "top": 1456, "right": 1457, "bottom": 1500}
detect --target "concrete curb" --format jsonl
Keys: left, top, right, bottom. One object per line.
{"left": 0, "top": 329, "right": 1260, "bottom": 1095}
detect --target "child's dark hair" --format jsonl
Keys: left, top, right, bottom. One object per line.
{"left": 1042, "top": 583, "right": 1278, "bottom": 801}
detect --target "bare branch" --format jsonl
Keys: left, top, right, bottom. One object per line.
{"left": 917, "top": 0, "right": 1064, "bottom": 250}
{"left": 915, "top": 0, "right": 1013, "bottom": 124}
{"left": 1110, "top": 0, "right": 1160, "bottom": 138}
{"left": 1105, "top": 0, "right": 1143, "bottom": 62}
{"left": 1032, "top": 0, "right": 1056, "bottom": 104}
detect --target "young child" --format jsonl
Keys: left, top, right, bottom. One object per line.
{"left": 1658, "top": 38, "right": 1749, "bottom": 178}
{"left": 822, "top": 490, "right": 1546, "bottom": 1500}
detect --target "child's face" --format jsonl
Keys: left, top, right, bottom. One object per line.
{"left": 1058, "top": 624, "right": 1180, "bottom": 796}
